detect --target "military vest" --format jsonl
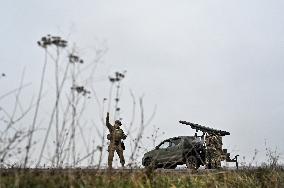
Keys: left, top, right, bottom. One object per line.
{"left": 113, "top": 128, "right": 124, "bottom": 141}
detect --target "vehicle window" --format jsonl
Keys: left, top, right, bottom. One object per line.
{"left": 170, "top": 142, "right": 176, "bottom": 147}
{"left": 172, "top": 138, "right": 182, "bottom": 146}
{"left": 193, "top": 137, "right": 204, "bottom": 144}
{"left": 159, "top": 141, "right": 170, "bottom": 149}
{"left": 193, "top": 137, "right": 201, "bottom": 142}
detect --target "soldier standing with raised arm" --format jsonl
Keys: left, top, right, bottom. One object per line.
{"left": 106, "top": 112, "right": 127, "bottom": 169}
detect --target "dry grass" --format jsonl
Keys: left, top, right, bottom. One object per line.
{"left": 0, "top": 167, "right": 283, "bottom": 188}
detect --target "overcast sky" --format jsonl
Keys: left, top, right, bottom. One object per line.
{"left": 1, "top": 0, "right": 284, "bottom": 165}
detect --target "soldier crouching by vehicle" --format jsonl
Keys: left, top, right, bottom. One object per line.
{"left": 106, "top": 112, "right": 127, "bottom": 169}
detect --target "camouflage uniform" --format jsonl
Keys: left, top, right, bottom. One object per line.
{"left": 206, "top": 133, "right": 223, "bottom": 168}
{"left": 106, "top": 113, "right": 127, "bottom": 168}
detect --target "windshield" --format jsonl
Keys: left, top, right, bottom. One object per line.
{"left": 171, "top": 138, "right": 182, "bottom": 145}
{"left": 193, "top": 136, "right": 204, "bottom": 144}
{"left": 158, "top": 141, "right": 170, "bottom": 149}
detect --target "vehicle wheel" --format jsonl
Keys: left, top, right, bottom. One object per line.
{"left": 186, "top": 156, "right": 199, "bottom": 169}
{"left": 144, "top": 158, "right": 156, "bottom": 169}
{"left": 164, "top": 164, "right": 177, "bottom": 169}
{"left": 144, "top": 158, "right": 151, "bottom": 167}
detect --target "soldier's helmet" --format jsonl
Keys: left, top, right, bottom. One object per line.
{"left": 115, "top": 120, "right": 122, "bottom": 126}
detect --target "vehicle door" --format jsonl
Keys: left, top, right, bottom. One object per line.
{"left": 165, "top": 138, "right": 183, "bottom": 163}
{"left": 154, "top": 140, "right": 171, "bottom": 163}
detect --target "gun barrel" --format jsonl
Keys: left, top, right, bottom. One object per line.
{"left": 179, "top": 120, "right": 230, "bottom": 136}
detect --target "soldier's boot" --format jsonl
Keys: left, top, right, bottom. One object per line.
{"left": 121, "top": 160, "right": 125, "bottom": 168}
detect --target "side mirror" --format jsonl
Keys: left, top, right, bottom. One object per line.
{"left": 155, "top": 146, "right": 159, "bottom": 150}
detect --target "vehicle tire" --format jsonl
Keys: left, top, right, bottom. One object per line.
{"left": 186, "top": 156, "right": 199, "bottom": 169}
{"left": 144, "top": 158, "right": 151, "bottom": 167}
{"left": 144, "top": 158, "right": 156, "bottom": 169}
{"left": 164, "top": 164, "right": 177, "bottom": 169}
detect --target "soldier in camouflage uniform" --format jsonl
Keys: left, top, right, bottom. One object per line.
{"left": 205, "top": 133, "right": 223, "bottom": 168}
{"left": 106, "top": 112, "right": 127, "bottom": 169}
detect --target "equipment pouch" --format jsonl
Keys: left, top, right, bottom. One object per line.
{"left": 121, "top": 142, "right": 125, "bottom": 150}
{"left": 107, "top": 134, "right": 111, "bottom": 140}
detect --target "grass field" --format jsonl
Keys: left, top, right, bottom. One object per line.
{"left": 0, "top": 167, "right": 283, "bottom": 188}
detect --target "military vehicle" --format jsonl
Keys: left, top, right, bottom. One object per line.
{"left": 142, "top": 136, "right": 205, "bottom": 169}
{"left": 142, "top": 120, "right": 239, "bottom": 169}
